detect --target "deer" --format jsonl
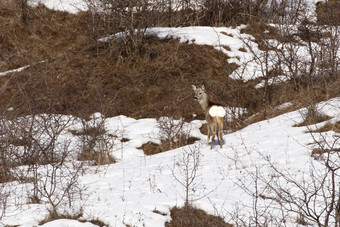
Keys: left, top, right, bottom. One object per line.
{"left": 192, "top": 85, "right": 226, "bottom": 149}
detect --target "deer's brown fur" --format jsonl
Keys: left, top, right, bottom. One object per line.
{"left": 192, "top": 85, "right": 225, "bottom": 149}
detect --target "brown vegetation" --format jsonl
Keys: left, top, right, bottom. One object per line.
{"left": 165, "top": 205, "right": 233, "bottom": 227}
{"left": 0, "top": 1, "right": 340, "bottom": 226}
{"left": 0, "top": 1, "right": 339, "bottom": 125}
{"left": 0, "top": 1, "right": 237, "bottom": 119}
{"left": 294, "top": 106, "right": 331, "bottom": 127}
{"left": 312, "top": 121, "right": 340, "bottom": 133}
{"left": 139, "top": 135, "right": 199, "bottom": 155}
{"left": 316, "top": 0, "right": 340, "bottom": 25}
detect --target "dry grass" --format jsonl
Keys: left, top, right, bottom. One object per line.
{"left": 0, "top": 3, "right": 235, "bottom": 119}
{"left": 309, "top": 121, "right": 340, "bottom": 133}
{"left": 77, "top": 150, "right": 116, "bottom": 165}
{"left": 139, "top": 135, "right": 199, "bottom": 155}
{"left": 70, "top": 127, "right": 117, "bottom": 165}
{"left": 38, "top": 212, "right": 108, "bottom": 227}
{"left": 316, "top": 1, "right": 340, "bottom": 25}
{"left": 311, "top": 148, "right": 340, "bottom": 160}
{"left": 0, "top": 172, "right": 16, "bottom": 184}
{"left": 165, "top": 205, "right": 233, "bottom": 227}
{"left": 240, "top": 22, "right": 280, "bottom": 51}
{"left": 0, "top": 2, "right": 339, "bottom": 129}
{"left": 38, "top": 212, "right": 83, "bottom": 226}
{"left": 295, "top": 106, "right": 331, "bottom": 127}
{"left": 0, "top": 3, "right": 86, "bottom": 71}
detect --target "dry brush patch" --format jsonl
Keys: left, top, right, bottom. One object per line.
{"left": 294, "top": 105, "right": 331, "bottom": 127}
{"left": 0, "top": 32, "right": 236, "bottom": 119}
{"left": 139, "top": 117, "right": 200, "bottom": 155}
{"left": 0, "top": 3, "right": 86, "bottom": 71}
{"left": 139, "top": 136, "right": 199, "bottom": 155}
{"left": 1, "top": 2, "right": 339, "bottom": 129}
{"left": 165, "top": 205, "right": 233, "bottom": 227}
{"left": 312, "top": 121, "right": 340, "bottom": 133}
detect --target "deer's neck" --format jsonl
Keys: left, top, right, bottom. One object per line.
{"left": 199, "top": 94, "right": 210, "bottom": 113}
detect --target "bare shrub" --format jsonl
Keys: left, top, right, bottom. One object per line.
{"left": 84, "top": 0, "right": 153, "bottom": 55}
{"left": 267, "top": 149, "right": 340, "bottom": 226}
{"left": 0, "top": 112, "right": 86, "bottom": 219}
{"left": 0, "top": 118, "right": 16, "bottom": 183}
{"left": 235, "top": 4, "right": 340, "bottom": 121}
{"left": 74, "top": 113, "right": 116, "bottom": 165}
{"left": 167, "top": 145, "right": 230, "bottom": 225}
{"left": 201, "top": 0, "right": 256, "bottom": 26}
{"left": 0, "top": 113, "right": 76, "bottom": 185}
{"left": 158, "top": 117, "right": 197, "bottom": 151}
{"left": 139, "top": 117, "right": 199, "bottom": 155}
{"left": 233, "top": 139, "right": 340, "bottom": 227}
{"left": 0, "top": 183, "right": 9, "bottom": 220}
{"left": 12, "top": 114, "right": 74, "bottom": 165}
{"left": 200, "top": 0, "right": 306, "bottom": 26}
{"left": 169, "top": 145, "right": 215, "bottom": 207}
{"left": 32, "top": 161, "right": 85, "bottom": 219}
{"left": 171, "top": 145, "right": 201, "bottom": 206}
{"left": 295, "top": 105, "right": 331, "bottom": 127}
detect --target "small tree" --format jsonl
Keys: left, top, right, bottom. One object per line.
{"left": 34, "top": 161, "right": 85, "bottom": 218}
{"left": 0, "top": 183, "right": 9, "bottom": 220}
{"left": 170, "top": 145, "right": 201, "bottom": 207}
{"left": 169, "top": 145, "right": 215, "bottom": 208}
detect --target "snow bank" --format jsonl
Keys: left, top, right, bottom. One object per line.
{"left": 1, "top": 97, "right": 340, "bottom": 226}
{"left": 29, "top": 0, "right": 88, "bottom": 14}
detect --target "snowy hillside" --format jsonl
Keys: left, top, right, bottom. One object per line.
{"left": 1, "top": 0, "right": 340, "bottom": 226}
{"left": 29, "top": 0, "right": 88, "bottom": 13}
{"left": 2, "top": 97, "right": 340, "bottom": 226}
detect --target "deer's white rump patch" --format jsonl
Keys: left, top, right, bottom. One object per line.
{"left": 209, "top": 106, "right": 226, "bottom": 117}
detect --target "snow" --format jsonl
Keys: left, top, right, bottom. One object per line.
{"left": 99, "top": 26, "right": 260, "bottom": 81}
{"left": 1, "top": 97, "right": 340, "bottom": 226}
{"left": 255, "top": 75, "right": 289, "bottom": 89}
{"left": 276, "top": 102, "right": 293, "bottom": 110}
{"left": 100, "top": 22, "right": 339, "bottom": 83}
{"left": 0, "top": 65, "right": 30, "bottom": 77}
{"left": 0, "top": 60, "right": 46, "bottom": 77}
{"left": 40, "top": 219, "right": 98, "bottom": 227}
{"left": 2, "top": 1, "right": 340, "bottom": 226}
{"left": 23, "top": 0, "right": 334, "bottom": 84}
{"left": 29, "top": 0, "right": 88, "bottom": 14}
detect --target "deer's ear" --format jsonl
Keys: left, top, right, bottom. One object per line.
{"left": 191, "top": 85, "right": 197, "bottom": 91}
{"left": 201, "top": 84, "right": 205, "bottom": 91}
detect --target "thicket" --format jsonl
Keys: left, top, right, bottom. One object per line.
{"left": 1, "top": 0, "right": 339, "bottom": 122}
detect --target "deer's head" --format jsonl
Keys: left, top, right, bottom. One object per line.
{"left": 191, "top": 85, "right": 206, "bottom": 102}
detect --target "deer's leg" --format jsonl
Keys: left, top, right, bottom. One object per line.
{"left": 219, "top": 126, "right": 223, "bottom": 148}
{"left": 210, "top": 125, "right": 216, "bottom": 150}
{"left": 216, "top": 125, "right": 220, "bottom": 145}
{"left": 207, "top": 126, "right": 211, "bottom": 146}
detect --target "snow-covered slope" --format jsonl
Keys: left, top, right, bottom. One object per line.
{"left": 29, "top": 0, "right": 88, "bottom": 14}
{"left": 2, "top": 97, "right": 340, "bottom": 226}
{"left": 3, "top": 1, "right": 339, "bottom": 226}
